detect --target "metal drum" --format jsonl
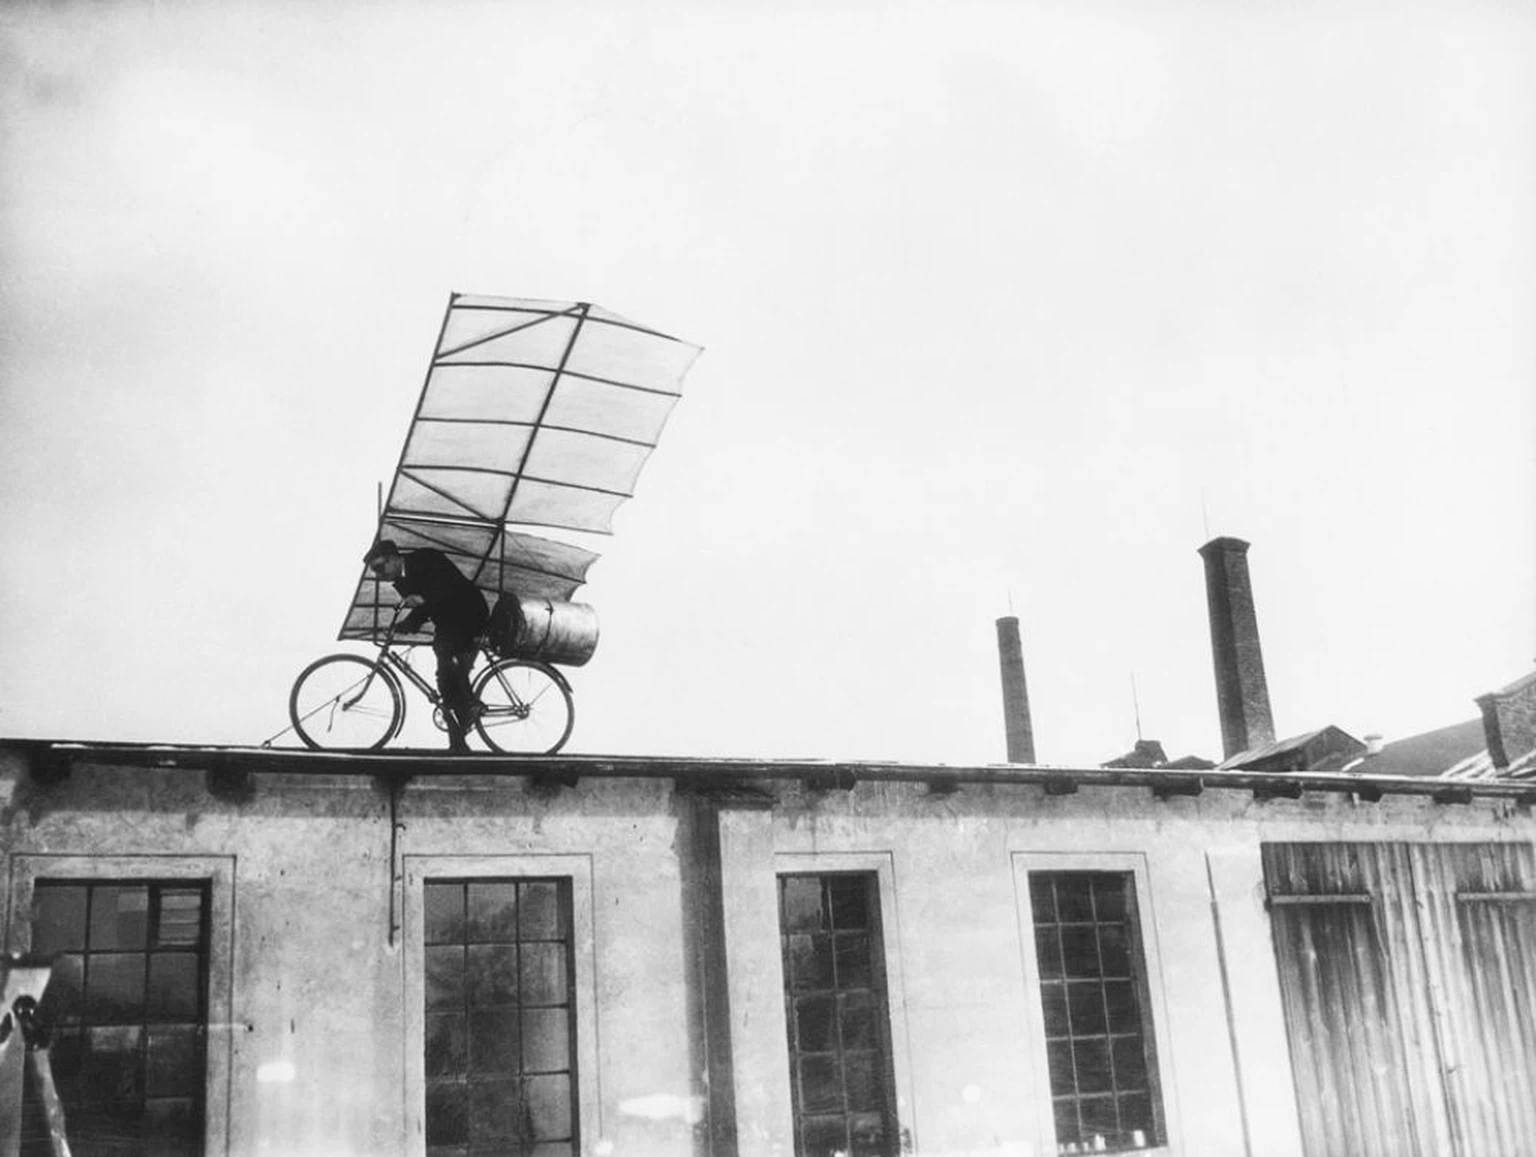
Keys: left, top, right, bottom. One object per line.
{"left": 509, "top": 598, "right": 600, "bottom": 667}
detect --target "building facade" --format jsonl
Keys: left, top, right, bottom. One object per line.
{"left": 2, "top": 743, "right": 1535, "bottom": 1157}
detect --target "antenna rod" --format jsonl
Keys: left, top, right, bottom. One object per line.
{"left": 1131, "top": 671, "right": 1143, "bottom": 742}
{"left": 371, "top": 481, "right": 384, "bottom": 640}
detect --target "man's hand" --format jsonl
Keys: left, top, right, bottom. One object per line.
{"left": 394, "top": 597, "right": 427, "bottom": 634}
{"left": 395, "top": 595, "right": 427, "bottom": 632}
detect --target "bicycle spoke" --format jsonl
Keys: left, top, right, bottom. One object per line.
{"left": 473, "top": 660, "right": 574, "bottom": 754}
{"left": 488, "top": 669, "right": 523, "bottom": 707}
{"left": 294, "top": 683, "right": 373, "bottom": 724}
{"left": 290, "top": 655, "right": 403, "bottom": 750}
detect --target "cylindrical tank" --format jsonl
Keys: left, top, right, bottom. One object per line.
{"left": 509, "top": 598, "right": 600, "bottom": 667}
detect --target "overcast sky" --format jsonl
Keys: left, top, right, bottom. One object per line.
{"left": 2, "top": 0, "right": 1532, "bottom": 766}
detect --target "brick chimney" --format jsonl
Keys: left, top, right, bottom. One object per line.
{"left": 996, "top": 616, "right": 1037, "bottom": 763}
{"left": 1198, "top": 537, "right": 1276, "bottom": 760}
{"left": 1475, "top": 670, "right": 1536, "bottom": 771}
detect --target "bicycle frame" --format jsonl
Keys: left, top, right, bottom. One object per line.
{"left": 288, "top": 620, "right": 576, "bottom": 753}
{"left": 345, "top": 644, "right": 467, "bottom": 738}
{"left": 358, "top": 634, "right": 572, "bottom": 730}
{"left": 379, "top": 647, "right": 440, "bottom": 703}
{"left": 342, "top": 610, "right": 451, "bottom": 718}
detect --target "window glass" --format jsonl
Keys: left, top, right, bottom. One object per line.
{"left": 778, "top": 872, "right": 899, "bottom": 1157}
{"left": 27, "top": 880, "right": 210, "bottom": 1157}
{"left": 424, "top": 879, "right": 578, "bottom": 1157}
{"left": 1030, "top": 871, "right": 1163, "bottom": 1154}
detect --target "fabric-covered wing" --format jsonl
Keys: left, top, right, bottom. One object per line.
{"left": 338, "top": 525, "right": 600, "bottom": 643}
{"left": 338, "top": 295, "right": 702, "bottom": 644}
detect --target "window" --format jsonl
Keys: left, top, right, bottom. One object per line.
{"left": 778, "top": 872, "right": 899, "bottom": 1157}
{"left": 1028, "top": 871, "right": 1163, "bottom": 1154}
{"left": 1264, "top": 842, "right": 1536, "bottom": 1157}
{"left": 422, "top": 879, "right": 578, "bottom": 1157}
{"left": 25, "top": 880, "right": 211, "bottom": 1157}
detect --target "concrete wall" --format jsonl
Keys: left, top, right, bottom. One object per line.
{"left": 1, "top": 758, "right": 701, "bottom": 1157}
{"left": 747, "top": 780, "right": 1536, "bottom": 1157}
{"left": 1, "top": 750, "right": 1532, "bottom": 1157}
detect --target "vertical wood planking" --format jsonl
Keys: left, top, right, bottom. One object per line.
{"left": 1262, "top": 841, "right": 1536, "bottom": 1157}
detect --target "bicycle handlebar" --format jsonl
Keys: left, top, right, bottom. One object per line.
{"left": 370, "top": 605, "right": 414, "bottom": 654}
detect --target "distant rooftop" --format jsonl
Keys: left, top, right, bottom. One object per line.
{"left": 1218, "top": 725, "right": 1365, "bottom": 773}
{"left": 1347, "top": 718, "right": 1487, "bottom": 779}
{"left": 1100, "top": 739, "right": 1215, "bottom": 771}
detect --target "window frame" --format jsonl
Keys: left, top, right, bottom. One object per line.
{"left": 4, "top": 854, "right": 236, "bottom": 1157}
{"left": 774, "top": 850, "right": 916, "bottom": 1156}
{"left": 1012, "top": 852, "right": 1178, "bottom": 1157}
{"left": 402, "top": 854, "right": 599, "bottom": 1157}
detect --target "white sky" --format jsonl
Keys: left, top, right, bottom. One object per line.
{"left": 1, "top": 0, "right": 1532, "bottom": 766}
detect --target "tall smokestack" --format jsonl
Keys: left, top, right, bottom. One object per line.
{"left": 996, "top": 616, "right": 1037, "bottom": 763}
{"left": 1198, "top": 537, "right": 1275, "bottom": 759}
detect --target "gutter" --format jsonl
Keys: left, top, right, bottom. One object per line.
{"left": 3, "top": 738, "right": 1533, "bottom": 807}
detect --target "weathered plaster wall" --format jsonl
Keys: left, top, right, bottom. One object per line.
{"left": 756, "top": 780, "right": 1534, "bottom": 1157}
{"left": 2, "top": 763, "right": 403, "bottom": 1157}
{"left": 394, "top": 774, "right": 699, "bottom": 1157}
{"left": 1, "top": 758, "right": 701, "bottom": 1157}
{"left": 1, "top": 749, "right": 1532, "bottom": 1157}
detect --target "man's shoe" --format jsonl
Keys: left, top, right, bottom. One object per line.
{"left": 448, "top": 734, "right": 471, "bottom": 754}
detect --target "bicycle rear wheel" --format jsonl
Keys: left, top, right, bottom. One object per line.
{"left": 472, "top": 659, "right": 575, "bottom": 755}
{"left": 290, "top": 654, "right": 404, "bottom": 751}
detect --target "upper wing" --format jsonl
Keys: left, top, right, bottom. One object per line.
{"left": 338, "top": 295, "right": 702, "bottom": 643}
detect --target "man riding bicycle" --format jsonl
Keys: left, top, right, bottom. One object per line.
{"left": 364, "top": 539, "right": 488, "bottom": 752}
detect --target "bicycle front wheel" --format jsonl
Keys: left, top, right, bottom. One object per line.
{"left": 289, "top": 654, "right": 404, "bottom": 751}
{"left": 472, "top": 659, "right": 575, "bottom": 755}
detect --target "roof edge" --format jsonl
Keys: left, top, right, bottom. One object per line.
{"left": 3, "top": 739, "right": 1533, "bottom": 804}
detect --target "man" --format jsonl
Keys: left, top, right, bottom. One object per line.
{"left": 364, "top": 539, "right": 489, "bottom": 753}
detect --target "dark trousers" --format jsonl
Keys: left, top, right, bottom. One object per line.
{"left": 432, "top": 608, "right": 487, "bottom": 746}
{"left": 433, "top": 634, "right": 478, "bottom": 721}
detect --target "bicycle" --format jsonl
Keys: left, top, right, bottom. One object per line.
{"left": 287, "top": 610, "right": 575, "bottom": 754}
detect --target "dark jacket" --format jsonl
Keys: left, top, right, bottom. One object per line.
{"left": 393, "top": 549, "right": 489, "bottom": 644}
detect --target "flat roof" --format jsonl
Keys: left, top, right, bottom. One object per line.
{"left": 3, "top": 738, "right": 1534, "bottom": 807}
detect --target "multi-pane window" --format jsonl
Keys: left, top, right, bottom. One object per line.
{"left": 26, "top": 880, "right": 210, "bottom": 1157}
{"left": 778, "top": 873, "right": 899, "bottom": 1157}
{"left": 423, "top": 879, "right": 578, "bottom": 1157}
{"left": 1029, "top": 871, "right": 1163, "bottom": 1154}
